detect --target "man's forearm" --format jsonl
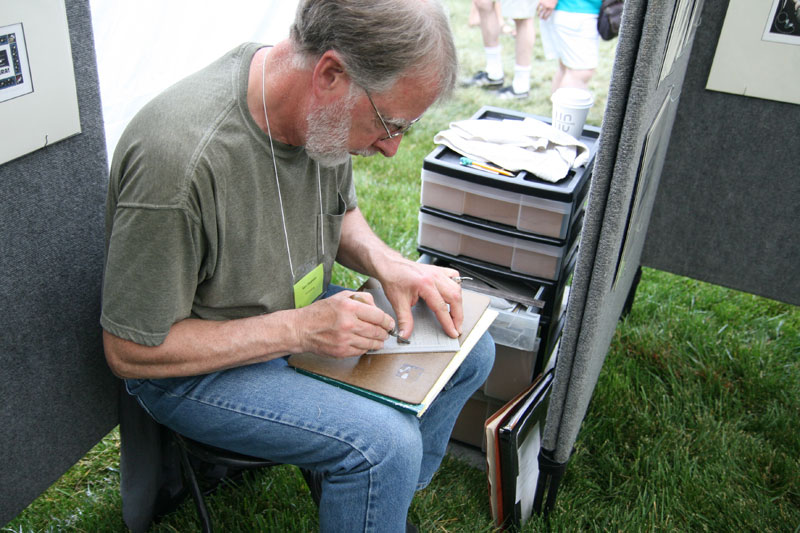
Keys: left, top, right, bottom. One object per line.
{"left": 336, "top": 207, "right": 406, "bottom": 281}
{"left": 103, "top": 285, "right": 395, "bottom": 379}
{"left": 103, "top": 310, "right": 302, "bottom": 379}
{"left": 335, "top": 207, "right": 463, "bottom": 338}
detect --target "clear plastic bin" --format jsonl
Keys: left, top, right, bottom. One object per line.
{"left": 482, "top": 342, "right": 542, "bottom": 402}
{"left": 417, "top": 211, "right": 576, "bottom": 280}
{"left": 487, "top": 298, "right": 541, "bottom": 351}
{"left": 421, "top": 169, "right": 574, "bottom": 239}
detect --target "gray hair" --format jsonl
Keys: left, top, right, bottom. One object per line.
{"left": 290, "top": 0, "right": 457, "bottom": 102}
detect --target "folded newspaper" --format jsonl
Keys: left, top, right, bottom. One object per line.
{"left": 433, "top": 117, "right": 590, "bottom": 183}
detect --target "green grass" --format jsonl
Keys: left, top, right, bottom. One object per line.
{"left": 6, "top": 2, "right": 799, "bottom": 531}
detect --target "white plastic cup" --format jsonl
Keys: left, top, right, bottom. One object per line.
{"left": 550, "top": 88, "right": 594, "bottom": 139}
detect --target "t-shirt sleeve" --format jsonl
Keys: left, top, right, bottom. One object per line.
{"left": 101, "top": 205, "right": 202, "bottom": 346}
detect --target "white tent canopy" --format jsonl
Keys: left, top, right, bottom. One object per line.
{"left": 90, "top": 0, "right": 299, "bottom": 159}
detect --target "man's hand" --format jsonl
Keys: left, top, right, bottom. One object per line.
{"left": 334, "top": 206, "right": 463, "bottom": 340}
{"left": 295, "top": 290, "right": 397, "bottom": 358}
{"left": 377, "top": 259, "right": 464, "bottom": 340}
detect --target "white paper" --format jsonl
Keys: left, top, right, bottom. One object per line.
{"left": 516, "top": 422, "right": 542, "bottom": 524}
{"left": 364, "top": 289, "right": 461, "bottom": 355}
{"left": 660, "top": 0, "right": 701, "bottom": 83}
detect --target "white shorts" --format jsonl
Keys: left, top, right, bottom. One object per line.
{"left": 500, "top": 0, "right": 538, "bottom": 19}
{"left": 540, "top": 10, "right": 600, "bottom": 70}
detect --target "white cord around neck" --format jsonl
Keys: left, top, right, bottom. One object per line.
{"left": 260, "top": 48, "right": 324, "bottom": 279}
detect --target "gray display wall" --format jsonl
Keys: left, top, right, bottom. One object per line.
{"left": 0, "top": 0, "right": 116, "bottom": 524}
{"left": 641, "top": 0, "right": 800, "bottom": 306}
{"left": 538, "top": 0, "right": 798, "bottom": 512}
{"left": 537, "top": 0, "right": 705, "bottom": 511}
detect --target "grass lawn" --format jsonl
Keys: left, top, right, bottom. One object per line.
{"left": 5, "top": 1, "right": 799, "bottom": 531}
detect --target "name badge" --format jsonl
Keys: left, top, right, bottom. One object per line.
{"left": 293, "top": 263, "right": 324, "bottom": 308}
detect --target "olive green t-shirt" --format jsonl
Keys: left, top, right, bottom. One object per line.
{"left": 101, "top": 43, "right": 357, "bottom": 347}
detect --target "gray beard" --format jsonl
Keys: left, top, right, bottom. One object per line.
{"left": 305, "top": 97, "right": 356, "bottom": 167}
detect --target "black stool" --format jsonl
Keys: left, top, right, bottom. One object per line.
{"left": 171, "top": 430, "right": 322, "bottom": 532}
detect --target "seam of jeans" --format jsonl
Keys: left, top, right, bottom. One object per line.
{"left": 163, "top": 387, "right": 385, "bottom": 467}
{"left": 171, "top": 389, "right": 384, "bottom": 531}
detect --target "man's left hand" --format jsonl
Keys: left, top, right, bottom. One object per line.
{"left": 377, "top": 259, "right": 464, "bottom": 339}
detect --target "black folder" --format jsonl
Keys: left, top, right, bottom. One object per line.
{"left": 498, "top": 371, "right": 553, "bottom": 528}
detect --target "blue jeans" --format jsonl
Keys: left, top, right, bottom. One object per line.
{"left": 126, "top": 291, "right": 494, "bottom": 532}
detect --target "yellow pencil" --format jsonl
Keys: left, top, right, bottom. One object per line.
{"left": 459, "top": 157, "right": 514, "bottom": 177}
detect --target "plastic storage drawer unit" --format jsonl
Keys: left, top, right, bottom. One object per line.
{"left": 420, "top": 105, "right": 599, "bottom": 240}
{"left": 421, "top": 170, "right": 575, "bottom": 239}
{"left": 418, "top": 210, "right": 577, "bottom": 280}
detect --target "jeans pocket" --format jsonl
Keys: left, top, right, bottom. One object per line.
{"left": 145, "top": 375, "right": 204, "bottom": 398}
{"left": 124, "top": 378, "right": 145, "bottom": 395}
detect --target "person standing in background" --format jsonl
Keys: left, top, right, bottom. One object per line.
{"left": 462, "top": 0, "right": 540, "bottom": 99}
{"left": 537, "top": 0, "right": 601, "bottom": 92}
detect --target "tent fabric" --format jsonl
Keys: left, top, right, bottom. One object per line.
{"left": 89, "top": 0, "right": 298, "bottom": 159}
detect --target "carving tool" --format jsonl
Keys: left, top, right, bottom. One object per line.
{"left": 350, "top": 293, "right": 410, "bottom": 344}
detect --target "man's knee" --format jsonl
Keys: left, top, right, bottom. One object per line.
{"left": 457, "top": 332, "right": 496, "bottom": 387}
{"left": 349, "top": 409, "right": 424, "bottom": 471}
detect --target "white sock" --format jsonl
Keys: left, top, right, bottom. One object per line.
{"left": 484, "top": 46, "right": 503, "bottom": 80}
{"left": 512, "top": 64, "right": 531, "bottom": 94}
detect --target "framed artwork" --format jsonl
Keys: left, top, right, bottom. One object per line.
{"left": 0, "top": 1, "right": 80, "bottom": 165}
{"left": 612, "top": 91, "right": 675, "bottom": 291}
{"left": 707, "top": 0, "right": 800, "bottom": 105}
{"left": 660, "top": 0, "right": 702, "bottom": 83}
{"left": 0, "top": 23, "right": 33, "bottom": 103}
{"left": 762, "top": 0, "right": 800, "bottom": 44}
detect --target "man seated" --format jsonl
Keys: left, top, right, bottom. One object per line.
{"left": 101, "top": 1, "right": 495, "bottom": 531}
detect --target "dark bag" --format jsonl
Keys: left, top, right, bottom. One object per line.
{"left": 597, "top": 0, "right": 624, "bottom": 40}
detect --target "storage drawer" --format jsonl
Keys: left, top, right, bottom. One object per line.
{"left": 418, "top": 211, "right": 577, "bottom": 280}
{"left": 421, "top": 169, "right": 575, "bottom": 239}
{"left": 451, "top": 392, "right": 505, "bottom": 450}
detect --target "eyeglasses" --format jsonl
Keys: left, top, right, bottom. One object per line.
{"left": 363, "top": 87, "right": 421, "bottom": 141}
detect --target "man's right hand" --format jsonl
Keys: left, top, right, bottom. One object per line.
{"left": 294, "top": 290, "right": 396, "bottom": 358}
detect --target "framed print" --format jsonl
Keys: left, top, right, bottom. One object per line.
{"left": 0, "top": 1, "right": 80, "bottom": 165}
{"left": 707, "top": 0, "right": 800, "bottom": 105}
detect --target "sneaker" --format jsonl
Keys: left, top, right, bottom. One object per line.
{"left": 460, "top": 70, "right": 505, "bottom": 89}
{"left": 495, "top": 85, "right": 529, "bottom": 100}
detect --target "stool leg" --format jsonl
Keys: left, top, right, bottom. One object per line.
{"left": 177, "top": 443, "right": 213, "bottom": 533}
{"left": 300, "top": 468, "right": 323, "bottom": 507}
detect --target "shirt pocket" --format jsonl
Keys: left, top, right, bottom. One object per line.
{"left": 318, "top": 192, "right": 348, "bottom": 285}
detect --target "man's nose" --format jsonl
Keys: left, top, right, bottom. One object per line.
{"left": 374, "top": 135, "right": 403, "bottom": 157}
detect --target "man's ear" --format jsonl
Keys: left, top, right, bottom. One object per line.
{"left": 311, "top": 50, "right": 351, "bottom": 100}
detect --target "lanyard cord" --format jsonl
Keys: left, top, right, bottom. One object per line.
{"left": 261, "top": 48, "right": 324, "bottom": 279}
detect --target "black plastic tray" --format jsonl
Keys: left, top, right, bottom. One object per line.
{"left": 423, "top": 105, "right": 600, "bottom": 203}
